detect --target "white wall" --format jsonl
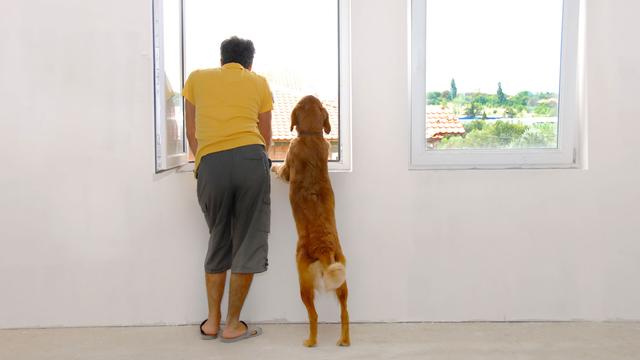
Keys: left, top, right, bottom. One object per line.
{"left": 1, "top": 0, "right": 639, "bottom": 329}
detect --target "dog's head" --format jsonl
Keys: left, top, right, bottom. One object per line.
{"left": 290, "top": 95, "right": 331, "bottom": 135}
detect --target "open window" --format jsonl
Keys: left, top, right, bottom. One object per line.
{"left": 153, "top": 0, "right": 187, "bottom": 172}
{"left": 153, "top": 0, "right": 352, "bottom": 173}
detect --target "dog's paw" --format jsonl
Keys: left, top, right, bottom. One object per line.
{"left": 303, "top": 338, "right": 317, "bottom": 347}
{"left": 337, "top": 337, "right": 351, "bottom": 347}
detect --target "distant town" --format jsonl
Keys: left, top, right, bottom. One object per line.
{"left": 426, "top": 79, "right": 559, "bottom": 150}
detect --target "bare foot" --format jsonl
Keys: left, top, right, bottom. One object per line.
{"left": 222, "top": 321, "right": 248, "bottom": 340}
{"left": 201, "top": 319, "right": 219, "bottom": 337}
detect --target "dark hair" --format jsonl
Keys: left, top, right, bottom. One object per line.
{"left": 220, "top": 36, "right": 255, "bottom": 69}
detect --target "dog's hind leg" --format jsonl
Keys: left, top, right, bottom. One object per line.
{"left": 336, "top": 281, "right": 350, "bottom": 346}
{"left": 300, "top": 283, "right": 318, "bottom": 347}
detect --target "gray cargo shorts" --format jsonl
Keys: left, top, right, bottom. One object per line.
{"left": 196, "top": 144, "right": 270, "bottom": 274}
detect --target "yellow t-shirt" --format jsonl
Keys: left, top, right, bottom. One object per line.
{"left": 182, "top": 63, "right": 273, "bottom": 174}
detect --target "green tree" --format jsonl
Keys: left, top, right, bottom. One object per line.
{"left": 512, "top": 123, "right": 557, "bottom": 148}
{"left": 450, "top": 78, "right": 458, "bottom": 99}
{"left": 451, "top": 94, "right": 467, "bottom": 115}
{"left": 440, "top": 120, "right": 530, "bottom": 149}
{"left": 504, "top": 106, "right": 517, "bottom": 118}
{"left": 497, "top": 82, "right": 507, "bottom": 105}
{"left": 534, "top": 103, "right": 552, "bottom": 116}
{"left": 465, "top": 101, "right": 481, "bottom": 118}
{"left": 511, "top": 91, "right": 532, "bottom": 107}
{"left": 441, "top": 90, "right": 451, "bottom": 104}
{"left": 427, "top": 92, "right": 442, "bottom": 105}
{"left": 465, "top": 128, "right": 501, "bottom": 148}
{"left": 463, "top": 119, "right": 486, "bottom": 133}
{"left": 473, "top": 92, "right": 492, "bottom": 105}
{"left": 493, "top": 121, "right": 527, "bottom": 146}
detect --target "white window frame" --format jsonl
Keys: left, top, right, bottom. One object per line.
{"left": 153, "top": 0, "right": 188, "bottom": 173}
{"left": 333, "top": 0, "right": 353, "bottom": 172}
{"left": 153, "top": 0, "right": 352, "bottom": 173}
{"left": 409, "top": 0, "right": 582, "bottom": 170}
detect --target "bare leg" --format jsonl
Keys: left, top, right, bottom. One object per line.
{"left": 336, "top": 282, "right": 350, "bottom": 346}
{"left": 300, "top": 283, "right": 318, "bottom": 347}
{"left": 222, "top": 273, "right": 254, "bottom": 339}
{"left": 202, "top": 271, "right": 226, "bottom": 336}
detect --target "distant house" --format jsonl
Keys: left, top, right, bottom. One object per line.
{"left": 269, "top": 87, "right": 340, "bottom": 160}
{"left": 426, "top": 105, "right": 465, "bottom": 149}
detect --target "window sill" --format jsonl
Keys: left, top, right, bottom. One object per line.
{"left": 177, "top": 160, "right": 352, "bottom": 174}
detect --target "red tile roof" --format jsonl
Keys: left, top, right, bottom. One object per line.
{"left": 426, "top": 105, "right": 465, "bottom": 140}
{"left": 271, "top": 87, "right": 339, "bottom": 141}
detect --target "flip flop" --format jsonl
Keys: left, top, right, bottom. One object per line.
{"left": 200, "top": 319, "right": 218, "bottom": 340}
{"left": 220, "top": 321, "right": 263, "bottom": 343}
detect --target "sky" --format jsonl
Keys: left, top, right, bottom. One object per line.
{"left": 160, "top": 0, "right": 565, "bottom": 98}
{"left": 160, "top": 0, "right": 183, "bottom": 98}
{"left": 182, "top": 0, "right": 339, "bottom": 99}
{"left": 426, "top": 0, "right": 564, "bottom": 94}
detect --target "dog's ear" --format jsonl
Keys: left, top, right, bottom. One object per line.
{"left": 290, "top": 104, "right": 299, "bottom": 132}
{"left": 322, "top": 107, "right": 331, "bottom": 134}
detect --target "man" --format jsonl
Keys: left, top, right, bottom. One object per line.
{"left": 183, "top": 36, "right": 272, "bottom": 342}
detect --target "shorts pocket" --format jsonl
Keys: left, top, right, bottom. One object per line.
{"left": 242, "top": 150, "right": 270, "bottom": 175}
{"left": 259, "top": 174, "right": 271, "bottom": 232}
{"left": 258, "top": 200, "right": 271, "bottom": 233}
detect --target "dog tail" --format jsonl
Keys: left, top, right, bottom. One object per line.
{"left": 319, "top": 253, "right": 345, "bottom": 290}
{"left": 323, "top": 262, "right": 346, "bottom": 291}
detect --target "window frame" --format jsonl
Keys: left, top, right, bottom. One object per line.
{"left": 409, "top": 0, "right": 582, "bottom": 170}
{"left": 332, "top": 0, "right": 353, "bottom": 172}
{"left": 153, "top": 0, "right": 188, "bottom": 173}
{"left": 153, "top": 0, "right": 352, "bottom": 173}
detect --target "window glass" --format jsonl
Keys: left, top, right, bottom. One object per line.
{"left": 162, "top": 0, "right": 185, "bottom": 157}
{"left": 424, "top": 0, "right": 563, "bottom": 151}
{"left": 185, "top": 0, "right": 340, "bottom": 161}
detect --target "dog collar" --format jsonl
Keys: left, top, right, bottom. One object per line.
{"left": 297, "top": 131, "right": 324, "bottom": 137}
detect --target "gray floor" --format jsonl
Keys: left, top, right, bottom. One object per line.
{"left": 1, "top": 322, "right": 639, "bottom": 360}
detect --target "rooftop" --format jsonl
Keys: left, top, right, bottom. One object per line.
{"left": 271, "top": 87, "right": 339, "bottom": 141}
{"left": 426, "top": 105, "right": 466, "bottom": 140}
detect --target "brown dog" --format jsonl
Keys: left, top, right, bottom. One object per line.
{"left": 273, "top": 95, "right": 350, "bottom": 347}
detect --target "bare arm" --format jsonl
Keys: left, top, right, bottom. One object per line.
{"left": 258, "top": 111, "right": 272, "bottom": 154}
{"left": 185, "top": 100, "right": 197, "bottom": 156}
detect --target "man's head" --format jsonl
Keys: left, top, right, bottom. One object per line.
{"left": 220, "top": 36, "right": 255, "bottom": 70}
